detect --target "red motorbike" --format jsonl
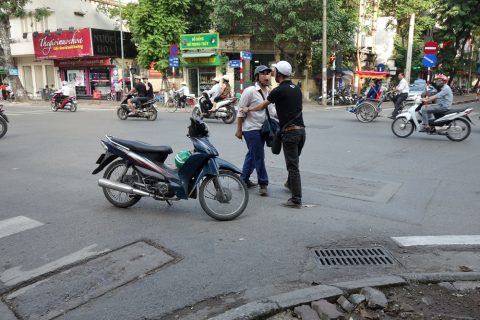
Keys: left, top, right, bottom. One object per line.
{"left": 50, "top": 92, "right": 77, "bottom": 112}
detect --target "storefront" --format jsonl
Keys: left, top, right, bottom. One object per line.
{"left": 32, "top": 27, "right": 136, "bottom": 99}
{"left": 183, "top": 53, "right": 223, "bottom": 96}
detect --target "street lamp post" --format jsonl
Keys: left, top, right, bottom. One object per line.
{"left": 119, "top": 0, "right": 125, "bottom": 93}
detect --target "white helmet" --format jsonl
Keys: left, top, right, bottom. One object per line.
{"left": 273, "top": 60, "right": 292, "bottom": 77}
{"left": 222, "top": 75, "right": 229, "bottom": 81}
{"left": 181, "top": 81, "right": 187, "bottom": 85}
{"left": 213, "top": 77, "right": 221, "bottom": 82}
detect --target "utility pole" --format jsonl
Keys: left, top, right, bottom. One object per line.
{"left": 119, "top": 0, "right": 125, "bottom": 92}
{"left": 405, "top": 13, "right": 415, "bottom": 83}
{"left": 322, "top": 0, "right": 327, "bottom": 106}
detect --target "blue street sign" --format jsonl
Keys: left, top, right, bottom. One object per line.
{"left": 422, "top": 54, "right": 437, "bottom": 68}
{"left": 241, "top": 51, "right": 252, "bottom": 60}
{"left": 9, "top": 68, "right": 18, "bottom": 76}
{"left": 168, "top": 57, "right": 179, "bottom": 67}
{"left": 169, "top": 44, "right": 179, "bottom": 58}
{"left": 229, "top": 60, "right": 240, "bottom": 68}
{"left": 376, "top": 64, "right": 385, "bottom": 72}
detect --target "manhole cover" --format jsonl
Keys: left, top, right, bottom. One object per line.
{"left": 311, "top": 246, "right": 396, "bottom": 268}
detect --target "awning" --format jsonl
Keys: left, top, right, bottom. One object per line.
{"left": 182, "top": 52, "right": 216, "bottom": 58}
{"left": 356, "top": 71, "right": 389, "bottom": 79}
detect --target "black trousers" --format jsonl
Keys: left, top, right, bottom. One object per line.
{"left": 282, "top": 129, "right": 306, "bottom": 204}
{"left": 116, "top": 91, "right": 122, "bottom": 101}
{"left": 392, "top": 93, "right": 408, "bottom": 117}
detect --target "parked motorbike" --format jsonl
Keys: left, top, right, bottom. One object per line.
{"left": 191, "top": 92, "right": 237, "bottom": 124}
{"left": 50, "top": 92, "right": 77, "bottom": 112}
{"left": 391, "top": 96, "right": 474, "bottom": 142}
{"left": 92, "top": 117, "right": 249, "bottom": 221}
{"left": 117, "top": 94, "right": 158, "bottom": 121}
{"left": 0, "top": 105, "right": 9, "bottom": 139}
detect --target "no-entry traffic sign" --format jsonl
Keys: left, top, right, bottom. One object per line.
{"left": 424, "top": 41, "right": 438, "bottom": 54}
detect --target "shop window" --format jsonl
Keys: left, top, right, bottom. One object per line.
{"left": 90, "top": 69, "right": 111, "bottom": 96}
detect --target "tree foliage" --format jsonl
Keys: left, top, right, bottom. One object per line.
{"left": 213, "top": 0, "right": 357, "bottom": 74}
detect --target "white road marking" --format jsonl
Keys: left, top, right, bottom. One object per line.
{"left": 392, "top": 235, "right": 480, "bottom": 247}
{"left": 0, "top": 244, "right": 109, "bottom": 286}
{"left": 0, "top": 216, "right": 44, "bottom": 239}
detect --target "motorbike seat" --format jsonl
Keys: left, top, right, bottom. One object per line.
{"left": 434, "top": 107, "right": 467, "bottom": 117}
{"left": 141, "top": 98, "right": 156, "bottom": 106}
{"left": 111, "top": 137, "right": 173, "bottom": 154}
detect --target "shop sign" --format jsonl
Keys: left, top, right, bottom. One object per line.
{"left": 9, "top": 69, "right": 19, "bottom": 76}
{"left": 91, "top": 29, "right": 117, "bottom": 57}
{"left": 54, "top": 58, "right": 111, "bottom": 68}
{"left": 184, "top": 55, "right": 222, "bottom": 67}
{"left": 180, "top": 33, "right": 219, "bottom": 50}
{"left": 33, "top": 28, "right": 93, "bottom": 60}
{"left": 0, "top": 69, "right": 6, "bottom": 75}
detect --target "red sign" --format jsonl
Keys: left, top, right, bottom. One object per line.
{"left": 54, "top": 58, "right": 112, "bottom": 68}
{"left": 148, "top": 62, "right": 163, "bottom": 78}
{"left": 33, "top": 28, "right": 93, "bottom": 60}
{"left": 424, "top": 41, "right": 438, "bottom": 54}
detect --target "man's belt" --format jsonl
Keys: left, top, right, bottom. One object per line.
{"left": 283, "top": 125, "right": 305, "bottom": 133}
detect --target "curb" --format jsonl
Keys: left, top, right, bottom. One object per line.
{"left": 207, "top": 272, "right": 480, "bottom": 320}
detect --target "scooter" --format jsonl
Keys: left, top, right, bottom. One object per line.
{"left": 92, "top": 117, "right": 249, "bottom": 221}
{"left": 0, "top": 105, "right": 9, "bottom": 139}
{"left": 191, "top": 92, "right": 237, "bottom": 124}
{"left": 117, "top": 94, "right": 158, "bottom": 121}
{"left": 50, "top": 92, "right": 77, "bottom": 112}
{"left": 391, "top": 96, "right": 474, "bottom": 142}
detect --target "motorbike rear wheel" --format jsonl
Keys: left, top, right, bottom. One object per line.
{"left": 222, "top": 107, "right": 236, "bottom": 124}
{"left": 147, "top": 107, "right": 157, "bottom": 121}
{"left": 102, "top": 160, "right": 142, "bottom": 208}
{"left": 0, "top": 117, "right": 7, "bottom": 139}
{"left": 391, "top": 117, "right": 414, "bottom": 138}
{"left": 69, "top": 102, "right": 77, "bottom": 112}
{"left": 446, "top": 118, "right": 471, "bottom": 142}
{"left": 199, "top": 171, "right": 248, "bottom": 221}
{"left": 355, "top": 103, "right": 376, "bottom": 122}
{"left": 117, "top": 106, "right": 128, "bottom": 120}
{"left": 51, "top": 101, "right": 58, "bottom": 112}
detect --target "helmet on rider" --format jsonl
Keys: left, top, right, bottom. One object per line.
{"left": 272, "top": 61, "right": 292, "bottom": 77}
{"left": 222, "top": 75, "right": 229, "bottom": 82}
{"left": 181, "top": 81, "right": 187, "bottom": 86}
{"left": 435, "top": 74, "right": 448, "bottom": 82}
{"left": 254, "top": 65, "right": 272, "bottom": 81}
{"left": 213, "top": 77, "right": 221, "bottom": 83}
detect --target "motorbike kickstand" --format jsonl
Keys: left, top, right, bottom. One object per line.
{"left": 166, "top": 200, "right": 172, "bottom": 206}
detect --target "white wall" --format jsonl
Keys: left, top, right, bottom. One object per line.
{"left": 375, "top": 17, "right": 396, "bottom": 68}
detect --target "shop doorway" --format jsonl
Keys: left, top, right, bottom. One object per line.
{"left": 187, "top": 67, "right": 216, "bottom": 97}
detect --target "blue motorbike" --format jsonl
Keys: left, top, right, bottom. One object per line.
{"left": 92, "top": 118, "right": 249, "bottom": 221}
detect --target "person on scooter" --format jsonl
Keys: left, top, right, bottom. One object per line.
{"left": 175, "top": 82, "right": 190, "bottom": 108}
{"left": 419, "top": 74, "right": 453, "bottom": 132}
{"left": 389, "top": 72, "right": 409, "bottom": 119}
{"left": 210, "top": 75, "right": 232, "bottom": 112}
{"left": 143, "top": 77, "right": 154, "bottom": 99}
{"left": 54, "top": 81, "right": 70, "bottom": 106}
{"left": 201, "top": 77, "right": 221, "bottom": 114}
{"left": 235, "top": 65, "right": 277, "bottom": 196}
{"left": 126, "top": 76, "right": 147, "bottom": 115}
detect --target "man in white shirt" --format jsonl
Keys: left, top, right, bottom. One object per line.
{"left": 206, "top": 77, "right": 221, "bottom": 101}
{"left": 114, "top": 81, "right": 123, "bottom": 101}
{"left": 176, "top": 82, "right": 190, "bottom": 107}
{"left": 235, "top": 65, "right": 277, "bottom": 196}
{"left": 390, "top": 72, "right": 409, "bottom": 119}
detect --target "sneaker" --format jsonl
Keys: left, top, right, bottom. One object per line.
{"left": 281, "top": 198, "right": 302, "bottom": 209}
{"left": 259, "top": 185, "right": 268, "bottom": 196}
{"left": 245, "top": 180, "right": 258, "bottom": 189}
{"left": 388, "top": 115, "right": 395, "bottom": 119}
{"left": 128, "top": 111, "right": 136, "bottom": 116}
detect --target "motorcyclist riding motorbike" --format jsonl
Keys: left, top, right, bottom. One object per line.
{"left": 419, "top": 74, "right": 453, "bottom": 132}
{"left": 176, "top": 82, "right": 190, "bottom": 108}
{"left": 126, "top": 76, "right": 148, "bottom": 116}
{"left": 53, "top": 81, "right": 71, "bottom": 105}
{"left": 211, "top": 75, "right": 231, "bottom": 112}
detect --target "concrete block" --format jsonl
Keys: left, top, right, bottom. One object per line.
{"left": 452, "top": 281, "right": 480, "bottom": 291}
{"left": 0, "top": 301, "right": 17, "bottom": 320}
{"left": 294, "top": 305, "right": 321, "bottom": 320}
{"left": 336, "top": 296, "right": 354, "bottom": 313}
{"left": 333, "top": 276, "right": 405, "bottom": 291}
{"left": 360, "top": 287, "right": 388, "bottom": 309}
{"left": 438, "top": 282, "right": 455, "bottom": 290}
{"left": 208, "top": 301, "right": 279, "bottom": 320}
{"left": 311, "top": 299, "right": 345, "bottom": 319}
{"left": 347, "top": 293, "right": 366, "bottom": 306}
{"left": 270, "top": 285, "right": 343, "bottom": 309}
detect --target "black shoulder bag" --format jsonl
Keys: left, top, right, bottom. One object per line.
{"left": 270, "top": 111, "right": 303, "bottom": 155}
{"left": 259, "top": 91, "right": 280, "bottom": 148}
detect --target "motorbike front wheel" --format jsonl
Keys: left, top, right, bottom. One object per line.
{"left": 117, "top": 106, "right": 128, "bottom": 120}
{"left": 446, "top": 118, "right": 471, "bottom": 142}
{"left": 102, "top": 160, "right": 142, "bottom": 208}
{"left": 0, "top": 117, "right": 7, "bottom": 139}
{"left": 199, "top": 171, "right": 248, "bottom": 221}
{"left": 391, "top": 117, "right": 414, "bottom": 138}
{"left": 222, "top": 107, "right": 236, "bottom": 124}
{"left": 51, "top": 101, "right": 58, "bottom": 112}
{"left": 147, "top": 107, "right": 158, "bottom": 121}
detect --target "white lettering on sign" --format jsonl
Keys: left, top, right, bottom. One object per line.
{"left": 38, "top": 31, "right": 85, "bottom": 56}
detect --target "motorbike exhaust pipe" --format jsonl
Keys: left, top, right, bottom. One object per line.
{"left": 98, "top": 178, "right": 152, "bottom": 197}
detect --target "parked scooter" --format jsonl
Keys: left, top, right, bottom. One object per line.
{"left": 391, "top": 96, "right": 474, "bottom": 142}
{"left": 0, "top": 105, "right": 9, "bottom": 139}
{"left": 50, "top": 91, "right": 77, "bottom": 112}
{"left": 117, "top": 94, "right": 158, "bottom": 121}
{"left": 191, "top": 92, "right": 237, "bottom": 124}
{"left": 92, "top": 117, "right": 249, "bottom": 221}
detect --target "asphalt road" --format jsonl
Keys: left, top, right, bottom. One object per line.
{"left": 0, "top": 100, "right": 479, "bottom": 319}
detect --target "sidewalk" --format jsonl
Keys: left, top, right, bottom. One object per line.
{"left": 207, "top": 272, "right": 480, "bottom": 320}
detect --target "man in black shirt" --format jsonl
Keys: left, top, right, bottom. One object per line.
{"left": 126, "top": 76, "right": 147, "bottom": 115}
{"left": 241, "top": 60, "right": 306, "bottom": 208}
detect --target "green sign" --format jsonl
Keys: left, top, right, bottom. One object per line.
{"left": 0, "top": 69, "right": 6, "bottom": 75}
{"left": 183, "top": 55, "right": 223, "bottom": 67}
{"left": 180, "top": 33, "right": 219, "bottom": 50}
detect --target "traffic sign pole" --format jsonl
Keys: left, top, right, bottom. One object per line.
{"left": 240, "top": 51, "right": 244, "bottom": 94}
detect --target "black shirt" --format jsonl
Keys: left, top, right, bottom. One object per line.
{"left": 145, "top": 82, "right": 154, "bottom": 98}
{"left": 267, "top": 80, "right": 304, "bottom": 128}
{"left": 134, "top": 82, "right": 147, "bottom": 97}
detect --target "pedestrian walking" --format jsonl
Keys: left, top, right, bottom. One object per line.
{"left": 389, "top": 72, "right": 409, "bottom": 119}
{"left": 241, "top": 61, "right": 305, "bottom": 208}
{"left": 114, "top": 81, "right": 123, "bottom": 101}
{"left": 235, "top": 65, "right": 277, "bottom": 196}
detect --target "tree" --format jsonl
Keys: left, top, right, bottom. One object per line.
{"left": 434, "top": 0, "right": 480, "bottom": 82}
{"left": 0, "top": 1, "right": 50, "bottom": 100}
{"left": 213, "top": 0, "right": 356, "bottom": 76}
{"left": 185, "top": 0, "right": 214, "bottom": 33}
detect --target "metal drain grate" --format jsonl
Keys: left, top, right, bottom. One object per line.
{"left": 311, "top": 246, "right": 396, "bottom": 267}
